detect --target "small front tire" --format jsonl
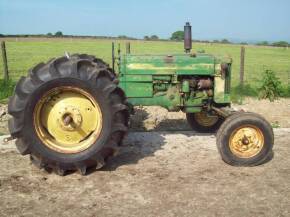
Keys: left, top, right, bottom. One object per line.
{"left": 216, "top": 112, "right": 274, "bottom": 166}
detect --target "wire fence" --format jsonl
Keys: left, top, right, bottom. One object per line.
{"left": 1, "top": 39, "right": 290, "bottom": 98}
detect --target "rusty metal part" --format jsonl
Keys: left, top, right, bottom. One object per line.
{"left": 198, "top": 78, "right": 213, "bottom": 89}
{"left": 63, "top": 114, "right": 73, "bottom": 126}
{"left": 211, "top": 107, "right": 235, "bottom": 118}
{"left": 188, "top": 79, "right": 198, "bottom": 88}
{"left": 207, "top": 89, "right": 214, "bottom": 97}
{"left": 221, "top": 63, "right": 229, "bottom": 73}
{"left": 58, "top": 106, "right": 83, "bottom": 131}
{"left": 221, "top": 63, "right": 229, "bottom": 79}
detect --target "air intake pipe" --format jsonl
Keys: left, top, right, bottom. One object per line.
{"left": 184, "top": 22, "right": 192, "bottom": 53}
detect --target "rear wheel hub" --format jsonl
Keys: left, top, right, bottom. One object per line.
{"left": 34, "top": 87, "right": 103, "bottom": 154}
{"left": 58, "top": 106, "right": 82, "bottom": 131}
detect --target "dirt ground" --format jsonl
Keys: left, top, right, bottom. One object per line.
{"left": 0, "top": 104, "right": 9, "bottom": 135}
{"left": 1, "top": 129, "right": 290, "bottom": 217}
{"left": 0, "top": 98, "right": 290, "bottom": 217}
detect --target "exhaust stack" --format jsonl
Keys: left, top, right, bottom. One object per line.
{"left": 184, "top": 22, "right": 192, "bottom": 53}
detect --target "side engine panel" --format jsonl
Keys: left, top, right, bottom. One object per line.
{"left": 118, "top": 54, "right": 231, "bottom": 112}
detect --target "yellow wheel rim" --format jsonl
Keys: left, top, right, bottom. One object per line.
{"left": 194, "top": 111, "right": 219, "bottom": 127}
{"left": 229, "top": 125, "right": 264, "bottom": 158}
{"left": 33, "top": 87, "right": 102, "bottom": 154}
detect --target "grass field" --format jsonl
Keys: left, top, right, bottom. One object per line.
{"left": 0, "top": 38, "right": 290, "bottom": 99}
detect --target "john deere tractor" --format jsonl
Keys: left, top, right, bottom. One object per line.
{"left": 8, "top": 23, "right": 274, "bottom": 175}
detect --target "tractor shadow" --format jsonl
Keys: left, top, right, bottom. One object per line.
{"left": 102, "top": 107, "right": 213, "bottom": 171}
{"left": 100, "top": 106, "right": 275, "bottom": 171}
{"left": 128, "top": 107, "right": 192, "bottom": 132}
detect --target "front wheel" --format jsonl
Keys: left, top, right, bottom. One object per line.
{"left": 216, "top": 112, "right": 274, "bottom": 166}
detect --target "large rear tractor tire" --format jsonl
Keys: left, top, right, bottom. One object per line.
{"left": 8, "top": 54, "right": 129, "bottom": 175}
{"left": 186, "top": 111, "right": 225, "bottom": 133}
{"left": 216, "top": 112, "right": 274, "bottom": 166}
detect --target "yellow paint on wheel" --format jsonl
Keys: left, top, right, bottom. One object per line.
{"left": 34, "top": 87, "right": 102, "bottom": 154}
{"left": 229, "top": 125, "right": 264, "bottom": 158}
{"left": 194, "top": 111, "right": 219, "bottom": 127}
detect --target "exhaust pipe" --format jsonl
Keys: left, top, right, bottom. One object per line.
{"left": 184, "top": 22, "right": 192, "bottom": 53}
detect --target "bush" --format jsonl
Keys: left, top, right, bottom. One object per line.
{"left": 258, "top": 69, "right": 282, "bottom": 102}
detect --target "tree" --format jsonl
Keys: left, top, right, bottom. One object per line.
{"left": 150, "top": 35, "right": 159, "bottom": 40}
{"left": 256, "top": 41, "right": 269, "bottom": 46}
{"left": 213, "top": 40, "right": 220, "bottom": 43}
{"left": 55, "top": 31, "right": 63, "bottom": 37}
{"left": 47, "top": 32, "right": 53, "bottom": 37}
{"left": 144, "top": 36, "right": 150, "bottom": 40}
{"left": 171, "top": 31, "right": 184, "bottom": 41}
{"left": 272, "top": 41, "right": 289, "bottom": 47}
{"left": 118, "top": 35, "right": 128, "bottom": 39}
{"left": 221, "top": 39, "right": 231, "bottom": 44}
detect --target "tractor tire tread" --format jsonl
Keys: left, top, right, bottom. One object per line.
{"left": 8, "top": 54, "right": 129, "bottom": 176}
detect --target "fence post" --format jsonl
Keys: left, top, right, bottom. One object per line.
{"left": 1, "top": 41, "right": 9, "bottom": 82}
{"left": 240, "top": 46, "right": 245, "bottom": 88}
{"left": 126, "top": 42, "right": 131, "bottom": 54}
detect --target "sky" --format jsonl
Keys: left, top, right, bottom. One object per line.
{"left": 0, "top": 0, "right": 290, "bottom": 42}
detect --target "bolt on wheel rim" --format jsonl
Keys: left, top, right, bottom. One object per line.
{"left": 194, "top": 111, "right": 219, "bottom": 127}
{"left": 33, "top": 87, "right": 102, "bottom": 154}
{"left": 229, "top": 125, "right": 264, "bottom": 158}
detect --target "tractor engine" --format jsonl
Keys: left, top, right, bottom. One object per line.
{"left": 118, "top": 53, "right": 231, "bottom": 113}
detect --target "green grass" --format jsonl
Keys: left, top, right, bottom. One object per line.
{"left": 0, "top": 79, "right": 16, "bottom": 100}
{"left": 0, "top": 38, "right": 290, "bottom": 100}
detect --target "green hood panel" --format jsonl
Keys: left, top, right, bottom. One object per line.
{"left": 122, "top": 54, "right": 216, "bottom": 75}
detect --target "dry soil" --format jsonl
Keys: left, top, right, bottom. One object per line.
{"left": 0, "top": 98, "right": 290, "bottom": 217}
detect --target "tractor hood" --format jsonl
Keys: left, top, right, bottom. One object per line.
{"left": 121, "top": 54, "right": 220, "bottom": 75}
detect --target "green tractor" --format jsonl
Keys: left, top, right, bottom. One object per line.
{"left": 8, "top": 23, "right": 274, "bottom": 175}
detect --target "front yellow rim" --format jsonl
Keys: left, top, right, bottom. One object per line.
{"left": 229, "top": 125, "right": 264, "bottom": 158}
{"left": 34, "top": 87, "right": 103, "bottom": 154}
{"left": 194, "top": 111, "right": 219, "bottom": 127}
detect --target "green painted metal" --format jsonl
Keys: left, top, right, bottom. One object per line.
{"left": 182, "top": 80, "right": 190, "bottom": 93}
{"left": 117, "top": 52, "right": 232, "bottom": 113}
{"left": 128, "top": 86, "right": 181, "bottom": 111}
{"left": 123, "top": 54, "right": 216, "bottom": 75}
